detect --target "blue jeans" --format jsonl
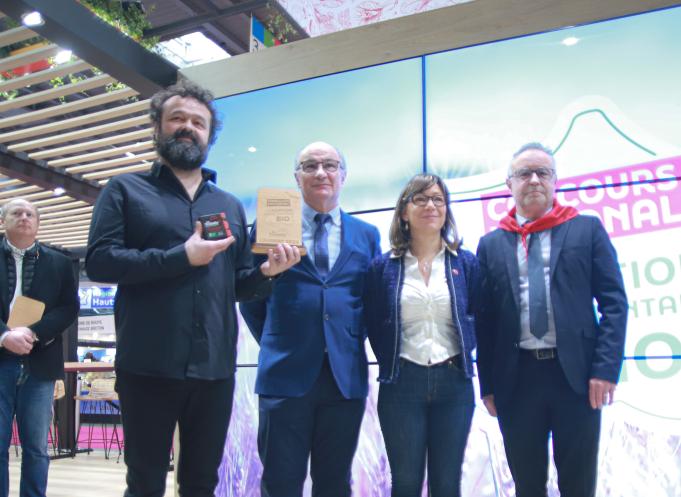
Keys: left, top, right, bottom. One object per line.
{"left": 0, "top": 355, "right": 55, "bottom": 497}
{"left": 378, "top": 358, "right": 474, "bottom": 497}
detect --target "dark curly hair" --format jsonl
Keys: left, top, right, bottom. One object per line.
{"left": 149, "top": 78, "right": 222, "bottom": 145}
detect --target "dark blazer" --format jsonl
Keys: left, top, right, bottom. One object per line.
{"left": 240, "top": 211, "right": 381, "bottom": 399}
{"left": 365, "top": 247, "right": 479, "bottom": 383}
{"left": 0, "top": 242, "right": 79, "bottom": 380}
{"left": 475, "top": 215, "right": 627, "bottom": 407}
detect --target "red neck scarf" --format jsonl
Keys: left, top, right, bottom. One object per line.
{"left": 499, "top": 200, "right": 578, "bottom": 253}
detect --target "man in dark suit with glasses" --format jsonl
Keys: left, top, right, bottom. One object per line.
{"left": 476, "top": 142, "right": 628, "bottom": 497}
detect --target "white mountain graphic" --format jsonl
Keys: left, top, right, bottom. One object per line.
{"left": 447, "top": 95, "right": 681, "bottom": 200}
{"left": 546, "top": 95, "right": 680, "bottom": 175}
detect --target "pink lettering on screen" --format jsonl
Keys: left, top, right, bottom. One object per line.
{"left": 481, "top": 156, "right": 681, "bottom": 238}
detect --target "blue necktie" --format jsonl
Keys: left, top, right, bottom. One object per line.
{"left": 528, "top": 232, "right": 549, "bottom": 339}
{"left": 314, "top": 213, "right": 331, "bottom": 277}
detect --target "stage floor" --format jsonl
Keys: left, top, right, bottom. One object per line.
{"left": 8, "top": 449, "right": 175, "bottom": 497}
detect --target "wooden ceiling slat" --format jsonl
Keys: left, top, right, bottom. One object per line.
{"left": 40, "top": 236, "right": 89, "bottom": 244}
{"left": 38, "top": 200, "right": 88, "bottom": 213}
{"left": 0, "top": 73, "right": 116, "bottom": 113}
{"left": 38, "top": 226, "right": 90, "bottom": 238}
{"left": 39, "top": 224, "right": 89, "bottom": 233}
{"left": 67, "top": 151, "right": 157, "bottom": 174}
{"left": 39, "top": 227, "right": 89, "bottom": 237}
{"left": 0, "top": 59, "right": 92, "bottom": 96}
{"left": 12, "top": 190, "right": 56, "bottom": 202}
{"left": 9, "top": 114, "right": 149, "bottom": 152}
{"left": 0, "top": 98, "right": 149, "bottom": 142}
{"left": 38, "top": 218, "right": 89, "bottom": 229}
{"left": 38, "top": 224, "right": 90, "bottom": 235}
{"left": 0, "top": 87, "right": 138, "bottom": 129}
{"left": 0, "top": 26, "right": 38, "bottom": 48}
{"left": 39, "top": 234, "right": 89, "bottom": 242}
{"left": 0, "top": 44, "right": 60, "bottom": 73}
{"left": 29, "top": 128, "right": 152, "bottom": 160}
{"left": 82, "top": 162, "right": 152, "bottom": 180}
{"left": 39, "top": 228, "right": 89, "bottom": 237}
{"left": 0, "top": 179, "right": 22, "bottom": 189}
{"left": 40, "top": 212, "right": 92, "bottom": 224}
{"left": 39, "top": 225, "right": 89, "bottom": 234}
{"left": 32, "top": 196, "right": 78, "bottom": 207}
{"left": 0, "top": 185, "right": 41, "bottom": 199}
{"left": 38, "top": 204, "right": 91, "bottom": 215}
{"left": 47, "top": 139, "right": 154, "bottom": 167}
{"left": 40, "top": 219, "right": 92, "bottom": 230}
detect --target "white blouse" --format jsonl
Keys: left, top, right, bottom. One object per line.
{"left": 399, "top": 246, "right": 461, "bottom": 365}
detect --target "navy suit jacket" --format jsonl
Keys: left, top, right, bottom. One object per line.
{"left": 475, "top": 215, "right": 627, "bottom": 407}
{"left": 240, "top": 211, "right": 381, "bottom": 399}
{"left": 0, "top": 242, "right": 79, "bottom": 380}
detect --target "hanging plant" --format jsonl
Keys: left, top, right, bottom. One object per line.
{"left": 264, "top": 12, "right": 298, "bottom": 44}
{"left": 77, "top": 0, "right": 160, "bottom": 51}
{"left": 0, "top": 2, "right": 158, "bottom": 101}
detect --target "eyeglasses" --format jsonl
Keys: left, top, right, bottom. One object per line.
{"left": 509, "top": 167, "right": 555, "bottom": 181}
{"left": 409, "top": 194, "right": 446, "bottom": 207}
{"left": 298, "top": 160, "right": 341, "bottom": 174}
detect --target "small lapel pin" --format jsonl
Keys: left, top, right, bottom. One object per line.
{"left": 452, "top": 268, "right": 459, "bottom": 276}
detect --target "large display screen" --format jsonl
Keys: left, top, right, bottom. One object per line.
{"left": 205, "top": 5, "right": 681, "bottom": 496}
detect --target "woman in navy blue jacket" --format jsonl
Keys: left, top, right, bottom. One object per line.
{"left": 366, "top": 174, "right": 479, "bottom": 497}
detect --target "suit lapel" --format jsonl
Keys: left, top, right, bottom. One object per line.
{"left": 299, "top": 250, "right": 317, "bottom": 275}
{"left": 501, "top": 230, "right": 521, "bottom": 310}
{"left": 550, "top": 220, "right": 571, "bottom": 281}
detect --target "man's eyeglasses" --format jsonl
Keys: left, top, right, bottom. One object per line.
{"left": 409, "top": 194, "right": 446, "bottom": 207}
{"left": 510, "top": 167, "right": 555, "bottom": 181}
{"left": 298, "top": 160, "right": 341, "bottom": 174}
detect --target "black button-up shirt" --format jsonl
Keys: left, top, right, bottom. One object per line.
{"left": 86, "top": 162, "right": 273, "bottom": 380}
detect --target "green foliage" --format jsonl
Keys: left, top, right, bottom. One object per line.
{"left": 0, "top": 1, "right": 161, "bottom": 102}
{"left": 264, "top": 12, "right": 297, "bottom": 44}
{"left": 0, "top": 88, "right": 18, "bottom": 100}
{"left": 49, "top": 76, "right": 65, "bottom": 88}
{"left": 79, "top": 0, "right": 159, "bottom": 50}
{"left": 106, "top": 81, "right": 127, "bottom": 92}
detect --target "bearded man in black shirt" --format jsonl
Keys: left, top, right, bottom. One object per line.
{"left": 86, "top": 80, "right": 300, "bottom": 497}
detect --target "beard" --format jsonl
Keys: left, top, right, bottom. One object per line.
{"left": 156, "top": 129, "right": 208, "bottom": 171}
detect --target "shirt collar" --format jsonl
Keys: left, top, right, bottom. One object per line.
{"left": 151, "top": 161, "right": 217, "bottom": 184}
{"left": 6, "top": 238, "right": 36, "bottom": 258}
{"left": 516, "top": 206, "right": 553, "bottom": 226}
{"left": 302, "top": 201, "right": 341, "bottom": 227}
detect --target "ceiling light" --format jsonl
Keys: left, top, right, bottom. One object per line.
{"left": 54, "top": 50, "right": 72, "bottom": 64}
{"left": 248, "top": 146, "right": 257, "bottom": 153}
{"left": 21, "top": 11, "right": 44, "bottom": 27}
{"left": 53, "top": 187, "right": 65, "bottom": 196}
{"left": 561, "top": 37, "right": 580, "bottom": 47}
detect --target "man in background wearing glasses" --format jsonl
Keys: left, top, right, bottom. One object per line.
{"left": 241, "top": 141, "right": 381, "bottom": 497}
{"left": 475, "top": 142, "right": 628, "bottom": 497}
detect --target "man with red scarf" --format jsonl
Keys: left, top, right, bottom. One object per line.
{"left": 475, "top": 143, "right": 627, "bottom": 497}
